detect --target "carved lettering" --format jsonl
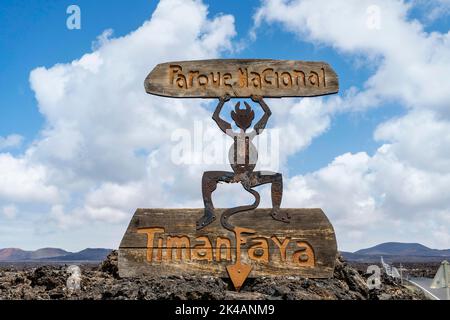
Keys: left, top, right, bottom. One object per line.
{"left": 292, "top": 241, "right": 315, "bottom": 267}
{"left": 321, "top": 67, "right": 326, "bottom": 87}
{"left": 280, "top": 72, "right": 292, "bottom": 88}
{"left": 164, "top": 64, "right": 331, "bottom": 92}
{"left": 223, "top": 73, "right": 232, "bottom": 88}
{"left": 147, "top": 59, "right": 339, "bottom": 98}
{"left": 210, "top": 72, "right": 220, "bottom": 87}
{"left": 248, "top": 237, "right": 269, "bottom": 263}
{"left": 293, "top": 70, "right": 305, "bottom": 87}
{"left": 250, "top": 72, "right": 262, "bottom": 88}
{"left": 176, "top": 74, "right": 187, "bottom": 89}
{"left": 120, "top": 208, "right": 338, "bottom": 280}
{"left": 156, "top": 238, "right": 163, "bottom": 262}
{"left": 188, "top": 70, "right": 199, "bottom": 87}
{"left": 262, "top": 68, "right": 274, "bottom": 86}
{"left": 169, "top": 65, "right": 182, "bottom": 85}
{"left": 216, "top": 237, "right": 231, "bottom": 262}
{"left": 137, "top": 229, "right": 317, "bottom": 267}
{"left": 238, "top": 68, "right": 248, "bottom": 88}
{"left": 192, "top": 236, "right": 213, "bottom": 261}
{"left": 137, "top": 227, "right": 165, "bottom": 262}
{"left": 167, "top": 235, "right": 191, "bottom": 261}
{"left": 198, "top": 74, "right": 208, "bottom": 87}
{"left": 271, "top": 236, "right": 290, "bottom": 261}
{"left": 308, "top": 71, "right": 320, "bottom": 87}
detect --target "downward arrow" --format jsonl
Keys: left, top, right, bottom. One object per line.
{"left": 226, "top": 226, "right": 255, "bottom": 291}
{"left": 226, "top": 262, "right": 252, "bottom": 291}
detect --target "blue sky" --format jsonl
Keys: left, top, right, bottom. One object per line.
{"left": 0, "top": 0, "right": 157, "bottom": 142}
{"left": 0, "top": 0, "right": 449, "bottom": 251}
{"left": 1, "top": 0, "right": 402, "bottom": 173}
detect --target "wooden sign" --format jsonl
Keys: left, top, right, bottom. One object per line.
{"left": 119, "top": 208, "right": 337, "bottom": 288}
{"left": 125, "top": 58, "right": 340, "bottom": 290}
{"left": 144, "top": 59, "right": 339, "bottom": 98}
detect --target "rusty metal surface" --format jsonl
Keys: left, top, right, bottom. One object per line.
{"left": 197, "top": 95, "right": 289, "bottom": 231}
{"left": 225, "top": 226, "right": 255, "bottom": 291}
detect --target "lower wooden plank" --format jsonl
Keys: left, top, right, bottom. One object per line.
{"left": 118, "top": 208, "right": 337, "bottom": 278}
{"left": 119, "top": 248, "right": 334, "bottom": 278}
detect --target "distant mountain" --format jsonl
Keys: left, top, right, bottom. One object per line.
{"left": 0, "top": 247, "right": 70, "bottom": 261}
{"left": 44, "top": 248, "right": 112, "bottom": 262}
{"left": 29, "top": 248, "right": 70, "bottom": 260}
{"left": 0, "top": 247, "right": 112, "bottom": 262}
{"left": 0, "top": 248, "right": 30, "bottom": 261}
{"left": 342, "top": 242, "right": 450, "bottom": 263}
{"left": 355, "top": 242, "right": 450, "bottom": 257}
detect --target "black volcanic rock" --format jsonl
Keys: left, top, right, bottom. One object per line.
{"left": 27, "top": 266, "right": 66, "bottom": 290}
{"left": 0, "top": 254, "right": 426, "bottom": 300}
{"left": 99, "top": 250, "right": 119, "bottom": 278}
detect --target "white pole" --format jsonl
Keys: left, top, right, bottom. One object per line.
{"left": 400, "top": 263, "right": 403, "bottom": 284}
{"left": 444, "top": 261, "right": 449, "bottom": 300}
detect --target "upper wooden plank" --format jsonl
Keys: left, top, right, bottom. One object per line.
{"left": 144, "top": 59, "right": 339, "bottom": 98}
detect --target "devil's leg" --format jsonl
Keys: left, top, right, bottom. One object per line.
{"left": 197, "top": 171, "right": 234, "bottom": 230}
{"left": 269, "top": 173, "right": 289, "bottom": 222}
{"left": 248, "top": 171, "right": 289, "bottom": 223}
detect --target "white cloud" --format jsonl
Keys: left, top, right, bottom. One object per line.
{"left": 26, "top": 0, "right": 237, "bottom": 190}
{"left": 254, "top": 0, "right": 450, "bottom": 250}
{"left": 25, "top": 0, "right": 237, "bottom": 206}
{"left": 0, "top": 0, "right": 239, "bottom": 249}
{"left": 374, "top": 110, "right": 450, "bottom": 173}
{"left": 281, "top": 132, "right": 450, "bottom": 250}
{"left": 2, "top": 205, "right": 17, "bottom": 219}
{"left": 0, "top": 134, "right": 23, "bottom": 150}
{"left": 283, "top": 152, "right": 382, "bottom": 228}
{"left": 1, "top": 0, "right": 449, "bottom": 252}
{"left": 0, "top": 154, "right": 60, "bottom": 204}
{"left": 254, "top": 0, "right": 450, "bottom": 114}
{"left": 18, "top": 0, "right": 331, "bottom": 235}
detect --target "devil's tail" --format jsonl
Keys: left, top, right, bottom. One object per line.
{"left": 220, "top": 186, "right": 260, "bottom": 232}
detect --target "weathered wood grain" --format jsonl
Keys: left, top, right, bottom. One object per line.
{"left": 144, "top": 59, "right": 339, "bottom": 98}
{"left": 118, "top": 208, "right": 337, "bottom": 278}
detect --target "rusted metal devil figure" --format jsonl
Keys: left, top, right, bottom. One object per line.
{"left": 196, "top": 94, "right": 290, "bottom": 231}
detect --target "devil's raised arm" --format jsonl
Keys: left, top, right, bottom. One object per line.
{"left": 212, "top": 95, "right": 232, "bottom": 135}
{"left": 252, "top": 96, "right": 272, "bottom": 135}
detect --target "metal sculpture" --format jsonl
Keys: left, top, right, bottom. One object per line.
{"left": 196, "top": 94, "right": 288, "bottom": 231}
{"left": 118, "top": 59, "right": 340, "bottom": 291}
